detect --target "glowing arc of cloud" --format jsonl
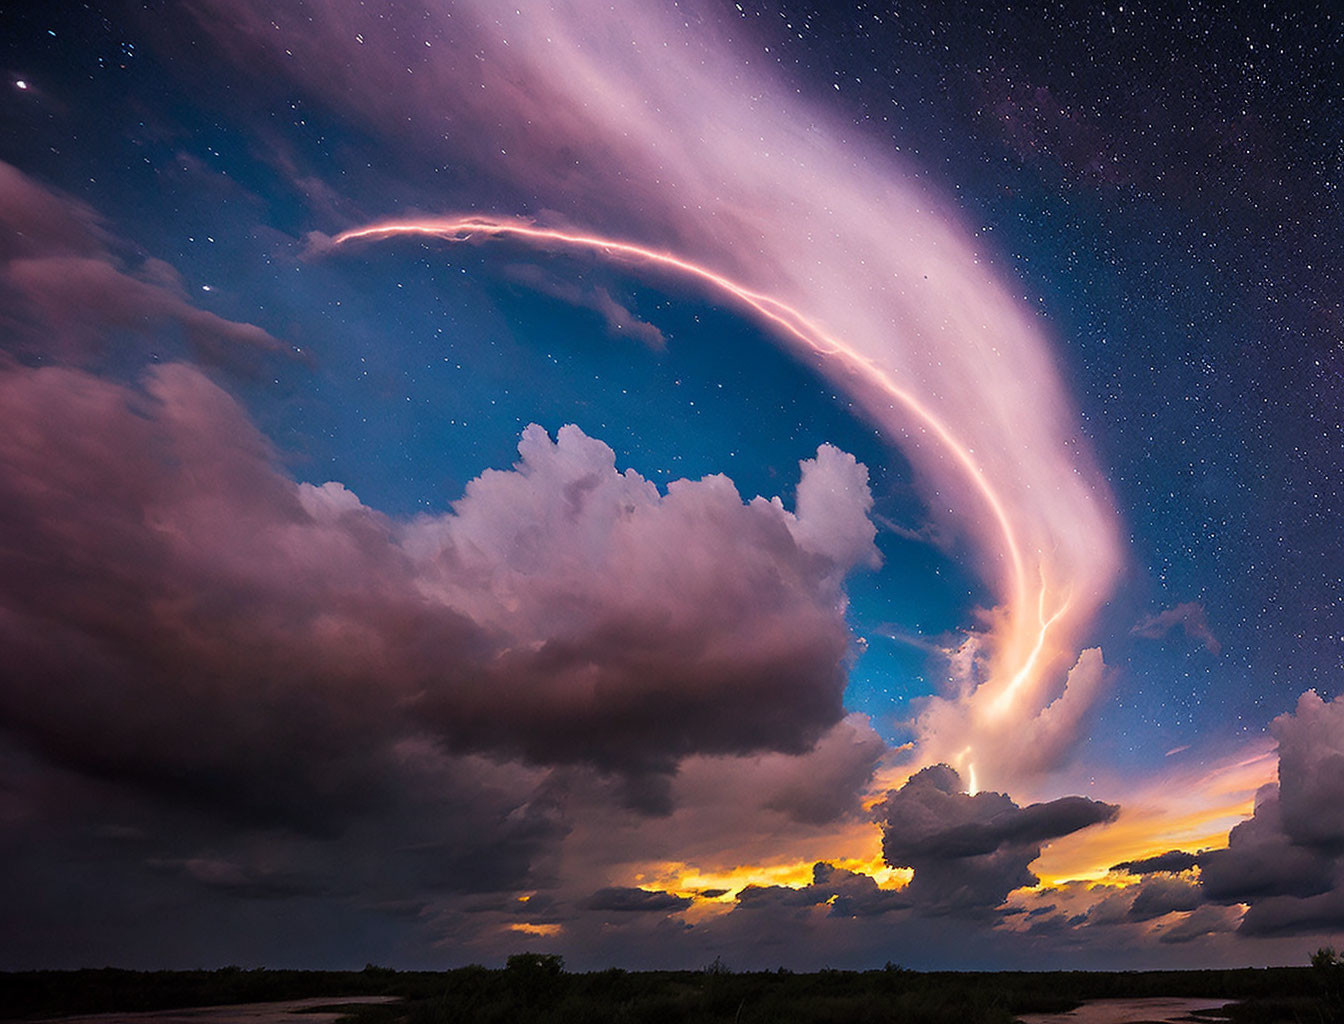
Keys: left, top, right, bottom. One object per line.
{"left": 332, "top": 214, "right": 1068, "bottom": 730}
{"left": 334, "top": 219, "right": 1024, "bottom": 588}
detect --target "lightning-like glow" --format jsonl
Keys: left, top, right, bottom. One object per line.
{"left": 334, "top": 216, "right": 1028, "bottom": 600}
{"left": 332, "top": 215, "right": 1070, "bottom": 731}
{"left": 986, "top": 571, "right": 1074, "bottom": 721}
{"left": 207, "top": 0, "right": 1125, "bottom": 797}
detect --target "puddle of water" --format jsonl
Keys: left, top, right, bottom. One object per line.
{"left": 36, "top": 995, "right": 400, "bottom": 1024}
{"left": 1017, "top": 996, "right": 1231, "bottom": 1024}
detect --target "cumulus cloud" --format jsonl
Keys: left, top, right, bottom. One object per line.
{"left": 173, "top": 0, "right": 1125, "bottom": 795}
{"left": 780, "top": 444, "right": 881, "bottom": 575}
{"left": 0, "top": 165, "right": 895, "bottom": 957}
{"left": 1195, "top": 691, "right": 1344, "bottom": 936}
{"left": 1272, "top": 690, "right": 1344, "bottom": 849}
{"left": 403, "top": 424, "right": 877, "bottom": 783}
{"left": 732, "top": 862, "right": 910, "bottom": 919}
{"left": 1198, "top": 788, "right": 1336, "bottom": 904}
{"left": 913, "top": 646, "right": 1112, "bottom": 792}
{"left": 813, "top": 863, "right": 913, "bottom": 918}
{"left": 1158, "top": 905, "right": 1243, "bottom": 944}
{"left": 0, "top": 359, "right": 878, "bottom": 826}
{"left": 878, "top": 765, "right": 1117, "bottom": 914}
{"left": 1132, "top": 602, "right": 1221, "bottom": 655}
{"left": 1126, "top": 875, "right": 1204, "bottom": 922}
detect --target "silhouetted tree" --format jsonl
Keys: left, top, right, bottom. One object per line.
{"left": 504, "top": 952, "right": 566, "bottom": 1006}
{"left": 1313, "top": 947, "right": 1344, "bottom": 1018}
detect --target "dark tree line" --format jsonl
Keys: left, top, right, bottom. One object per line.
{"left": 1, "top": 955, "right": 1337, "bottom": 1024}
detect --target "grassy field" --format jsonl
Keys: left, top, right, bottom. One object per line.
{"left": 2, "top": 956, "right": 1340, "bottom": 1024}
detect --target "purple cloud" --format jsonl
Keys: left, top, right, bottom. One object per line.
{"left": 878, "top": 765, "right": 1117, "bottom": 915}
{"left": 0, "top": 356, "right": 880, "bottom": 823}
{"left": 1197, "top": 691, "right": 1344, "bottom": 936}
{"left": 1132, "top": 602, "right": 1221, "bottom": 655}
{"left": 0, "top": 161, "right": 284, "bottom": 367}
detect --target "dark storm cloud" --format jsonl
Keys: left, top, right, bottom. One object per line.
{"left": 1196, "top": 691, "right": 1344, "bottom": 937}
{"left": 751, "top": 713, "right": 889, "bottom": 826}
{"left": 812, "top": 863, "right": 913, "bottom": 918}
{"left": 1238, "top": 888, "right": 1344, "bottom": 938}
{"left": 1111, "top": 850, "right": 1200, "bottom": 875}
{"left": 0, "top": 150, "right": 895, "bottom": 962}
{"left": 0, "top": 341, "right": 880, "bottom": 839}
{"left": 0, "top": 722, "right": 582, "bottom": 967}
{"left": 148, "top": 857, "right": 329, "bottom": 900}
{"left": 1198, "top": 790, "right": 1336, "bottom": 904}
{"left": 384, "top": 788, "right": 569, "bottom": 896}
{"left": 1158, "top": 906, "right": 1244, "bottom": 944}
{"left": 585, "top": 887, "right": 692, "bottom": 913}
{"left": 0, "top": 161, "right": 283, "bottom": 367}
{"left": 1272, "top": 690, "right": 1344, "bottom": 851}
{"left": 733, "top": 884, "right": 819, "bottom": 910}
{"left": 886, "top": 795, "right": 1118, "bottom": 861}
{"left": 1131, "top": 602, "right": 1221, "bottom": 656}
{"left": 732, "top": 862, "right": 911, "bottom": 919}
{"left": 401, "top": 426, "right": 878, "bottom": 779}
{"left": 1126, "top": 875, "right": 1203, "bottom": 922}
{"left": 879, "top": 766, "right": 1117, "bottom": 915}
{"left": 1079, "top": 888, "right": 1139, "bottom": 928}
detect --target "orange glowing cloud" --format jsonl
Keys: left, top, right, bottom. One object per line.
{"left": 631, "top": 849, "right": 911, "bottom": 904}
{"left": 509, "top": 922, "right": 564, "bottom": 938}
{"left": 1029, "top": 742, "right": 1276, "bottom": 886}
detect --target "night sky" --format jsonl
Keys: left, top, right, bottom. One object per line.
{"left": 2, "top": 0, "right": 1343, "bottom": 970}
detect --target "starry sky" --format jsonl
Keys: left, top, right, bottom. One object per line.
{"left": 1, "top": 0, "right": 1343, "bottom": 971}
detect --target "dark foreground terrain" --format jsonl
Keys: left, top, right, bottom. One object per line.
{"left": 3, "top": 954, "right": 1342, "bottom": 1024}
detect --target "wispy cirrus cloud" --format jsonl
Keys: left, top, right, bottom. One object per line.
{"left": 0, "top": 161, "right": 283, "bottom": 368}
{"left": 1132, "top": 602, "right": 1222, "bottom": 655}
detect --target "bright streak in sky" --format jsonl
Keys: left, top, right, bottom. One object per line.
{"left": 226, "top": 0, "right": 1128, "bottom": 794}
{"left": 333, "top": 214, "right": 1075, "bottom": 778}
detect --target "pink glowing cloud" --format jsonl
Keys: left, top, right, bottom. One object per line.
{"left": 0, "top": 154, "right": 900, "bottom": 962}
{"left": 0, "top": 161, "right": 283, "bottom": 366}
{"left": 0, "top": 357, "right": 881, "bottom": 817}
{"left": 1132, "top": 602, "right": 1222, "bottom": 655}
{"left": 191, "top": 0, "right": 1129, "bottom": 790}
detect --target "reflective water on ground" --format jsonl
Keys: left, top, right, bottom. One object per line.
{"left": 1018, "top": 996, "right": 1231, "bottom": 1024}
{"left": 37, "top": 996, "right": 399, "bottom": 1024}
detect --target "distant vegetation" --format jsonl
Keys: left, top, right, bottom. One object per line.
{"left": 1, "top": 955, "right": 1338, "bottom": 1024}
{"left": 1312, "top": 947, "right": 1344, "bottom": 1019}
